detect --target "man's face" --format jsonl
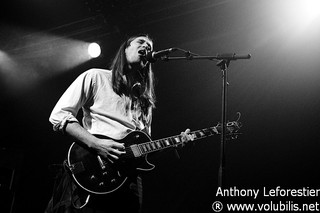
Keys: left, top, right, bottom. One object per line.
{"left": 125, "top": 36, "right": 153, "bottom": 68}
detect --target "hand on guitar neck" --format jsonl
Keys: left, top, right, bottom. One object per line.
{"left": 179, "top": 128, "right": 195, "bottom": 147}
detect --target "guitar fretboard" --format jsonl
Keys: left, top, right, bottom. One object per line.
{"left": 137, "top": 126, "right": 219, "bottom": 155}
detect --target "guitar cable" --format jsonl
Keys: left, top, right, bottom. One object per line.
{"left": 63, "top": 160, "right": 91, "bottom": 209}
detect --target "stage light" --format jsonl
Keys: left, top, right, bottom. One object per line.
{"left": 285, "top": 0, "right": 320, "bottom": 26}
{"left": 300, "top": 0, "right": 320, "bottom": 22}
{"left": 88, "top": 42, "right": 101, "bottom": 58}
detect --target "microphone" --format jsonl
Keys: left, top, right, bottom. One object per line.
{"left": 146, "top": 48, "right": 177, "bottom": 63}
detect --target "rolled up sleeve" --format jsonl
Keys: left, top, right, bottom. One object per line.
{"left": 49, "top": 70, "right": 94, "bottom": 133}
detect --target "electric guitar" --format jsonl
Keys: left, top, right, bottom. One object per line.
{"left": 66, "top": 121, "right": 241, "bottom": 195}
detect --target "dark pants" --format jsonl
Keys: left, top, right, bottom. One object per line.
{"left": 45, "top": 161, "right": 142, "bottom": 213}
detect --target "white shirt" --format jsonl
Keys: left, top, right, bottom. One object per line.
{"left": 49, "top": 68, "right": 152, "bottom": 140}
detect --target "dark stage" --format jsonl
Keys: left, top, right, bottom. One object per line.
{"left": 1, "top": 0, "right": 320, "bottom": 212}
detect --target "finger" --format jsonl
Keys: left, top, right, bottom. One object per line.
{"left": 108, "top": 153, "right": 119, "bottom": 160}
{"left": 100, "top": 151, "right": 118, "bottom": 161}
{"left": 182, "top": 130, "right": 194, "bottom": 142}
{"left": 180, "top": 132, "right": 187, "bottom": 142}
{"left": 111, "top": 148, "right": 126, "bottom": 155}
{"left": 189, "top": 134, "right": 195, "bottom": 141}
{"left": 112, "top": 142, "right": 125, "bottom": 150}
{"left": 184, "top": 135, "right": 191, "bottom": 142}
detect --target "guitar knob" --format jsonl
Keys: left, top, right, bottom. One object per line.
{"left": 99, "top": 182, "right": 105, "bottom": 186}
{"left": 90, "top": 175, "right": 96, "bottom": 180}
{"left": 103, "top": 171, "right": 108, "bottom": 176}
{"left": 111, "top": 179, "right": 116, "bottom": 183}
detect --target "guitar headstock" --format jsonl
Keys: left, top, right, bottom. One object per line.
{"left": 215, "top": 113, "right": 242, "bottom": 140}
{"left": 226, "top": 121, "right": 242, "bottom": 139}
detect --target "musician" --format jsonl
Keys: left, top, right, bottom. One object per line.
{"left": 45, "top": 34, "right": 194, "bottom": 213}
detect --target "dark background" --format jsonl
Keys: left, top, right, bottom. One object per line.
{"left": 1, "top": 0, "right": 320, "bottom": 212}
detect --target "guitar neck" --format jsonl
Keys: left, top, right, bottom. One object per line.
{"left": 137, "top": 126, "right": 219, "bottom": 155}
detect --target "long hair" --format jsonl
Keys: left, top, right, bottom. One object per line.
{"left": 110, "top": 35, "right": 156, "bottom": 115}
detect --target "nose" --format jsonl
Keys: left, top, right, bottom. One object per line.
{"left": 141, "top": 43, "right": 151, "bottom": 51}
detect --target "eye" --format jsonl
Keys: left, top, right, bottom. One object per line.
{"left": 136, "top": 38, "right": 153, "bottom": 50}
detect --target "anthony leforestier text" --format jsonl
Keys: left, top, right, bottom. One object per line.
{"left": 216, "top": 186, "right": 320, "bottom": 199}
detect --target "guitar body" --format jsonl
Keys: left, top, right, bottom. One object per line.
{"left": 67, "top": 130, "right": 153, "bottom": 194}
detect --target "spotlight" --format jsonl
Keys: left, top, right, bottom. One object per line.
{"left": 285, "top": 0, "right": 320, "bottom": 26}
{"left": 88, "top": 42, "right": 101, "bottom": 58}
{"left": 301, "top": 0, "right": 320, "bottom": 22}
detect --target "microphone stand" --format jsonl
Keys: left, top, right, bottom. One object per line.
{"left": 160, "top": 50, "right": 251, "bottom": 188}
